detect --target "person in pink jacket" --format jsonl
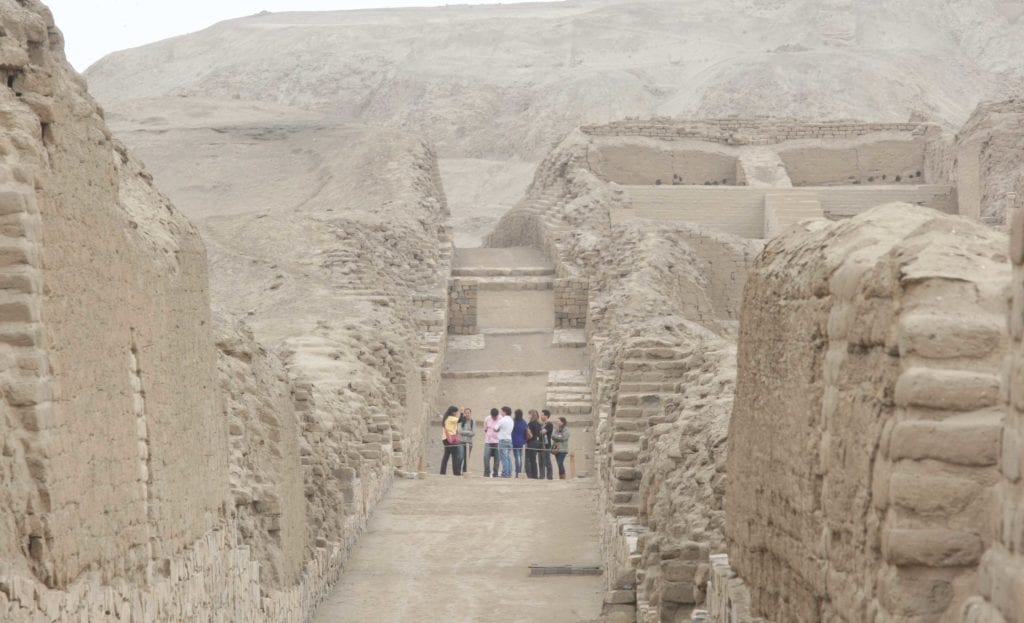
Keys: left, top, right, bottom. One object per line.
{"left": 482, "top": 408, "right": 500, "bottom": 478}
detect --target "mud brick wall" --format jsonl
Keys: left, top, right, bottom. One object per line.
{"left": 962, "top": 189, "right": 1024, "bottom": 623}
{"left": 0, "top": 1, "right": 225, "bottom": 590}
{"left": 722, "top": 205, "right": 1008, "bottom": 622}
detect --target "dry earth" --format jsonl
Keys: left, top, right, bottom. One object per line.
{"left": 83, "top": 0, "right": 1024, "bottom": 244}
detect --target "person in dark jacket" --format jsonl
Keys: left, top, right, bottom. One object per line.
{"left": 538, "top": 409, "right": 554, "bottom": 480}
{"left": 525, "top": 409, "right": 542, "bottom": 479}
{"left": 512, "top": 408, "right": 528, "bottom": 478}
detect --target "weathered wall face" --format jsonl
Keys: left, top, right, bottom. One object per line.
{"left": 962, "top": 188, "right": 1024, "bottom": 623}
{"left": 590, "top": 142, "right": 739, "bottom": 186}
{"left": 1, "top": 2, "right": 453, "bottom": 620}
{"left": 954, "top": 98, "right": 1024, "bottom": 226}
{"left": 0, "top": 0, "right": 224, "bottom": 590}
{"left": 215, "top": 317, "right": 306, "bottom": 588}
{"left": 726, "top": 205, "right": 1008, "bottom": 622}
{"left": 486, "top": 126, "right": 762, "bottom": 622}
{"left": 778, "top": 139, "right": 927, "bottom": 186}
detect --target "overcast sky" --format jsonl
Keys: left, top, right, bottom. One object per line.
{"left": 45, "top": 1, "right": 541, "bottom": 71}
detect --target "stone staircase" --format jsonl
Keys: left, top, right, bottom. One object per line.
{"left": 450, "top": 260, "right": 555, "bottom": 291}
{"left": 763, "top": 189, "right": 824, "bottom": 238}
{"left": 604, "top": 343, "right": 689, "bottom": 519}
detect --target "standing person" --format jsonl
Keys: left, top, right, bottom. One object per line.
{"left": 512, "top": 409, "right": 528, "bottom": 478}
{"left": 495, "top": 406, "right": 514, "bottom": 478}
{"left": 439, "top": 406, "right": 462, "bottom": 476}
{"left": 551, "top": 416, "right": 571, "bottom": 479}
{"left": 458, "top": 408, "right": 475, "bottom": 474}
{"left": 525, "top": 409, "right": 542, "bottom": 479}
{"left": 538, "top": 409, "right": 554, "bottom": 480}
{"left": 482, "top": 408, "right": 500, "bottom": 478}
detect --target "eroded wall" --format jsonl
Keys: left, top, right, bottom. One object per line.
{"left": 954, "top": 98, "right": 1024, "bottom": 226}
{"left": 0, "top": 0, "right": 224, "bottom": 590}
{"left": 486, "top": 126, "right": 761, "bottom": 622}
{"left": 962, "top": 188, "right": 1024, "bottom": 623}
{"left": 725, "top": 205, "right": 1008, "bottom": 622}
{"left": 0, "top": 1, "right": 451, "bottom": 620}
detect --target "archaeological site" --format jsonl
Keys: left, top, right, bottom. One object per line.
{"left": 2, "top": 0, "right": 1024, "bottom": 621}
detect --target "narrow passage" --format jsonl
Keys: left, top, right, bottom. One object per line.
{"left": 313, "top": 247, "right": 602, "bottom": 622}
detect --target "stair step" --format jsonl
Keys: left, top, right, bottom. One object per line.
{"left": 452, "top": 266, "right": 555, "bottom": 277}
{"left": 468, "top": 276, "right": 555, "bottom": 291}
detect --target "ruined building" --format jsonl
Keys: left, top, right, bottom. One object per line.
{"left": 484, "top": 106, "right": 1024, "bottom": 622}
{"left": 2, "top": 0, "right": 1024, "bottom": 621}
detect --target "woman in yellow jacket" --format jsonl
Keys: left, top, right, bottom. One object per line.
{"left": 440, "top": 405, "right": 462, "bottom": 476}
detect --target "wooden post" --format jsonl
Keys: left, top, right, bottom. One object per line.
{"left": 569, "top": 451, "right": 577, "bottom": 480}
{"left": 417, "top": 455, "right": 425, "bottom": 480}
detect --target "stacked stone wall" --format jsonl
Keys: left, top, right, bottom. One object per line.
{"left": 555, "top": 277, "right": 587, "bottom": 328}
{"left": 721, "top": 205, "right": 1008, "bottom": 622}
{"left": 594, "top": 325, "right": 736, "bottom": 622}
{"left": 447, "top": 279, "right": 477, "bottom": 335}
{"left": 215, "top": 318, "right": 306, "bottom": 588}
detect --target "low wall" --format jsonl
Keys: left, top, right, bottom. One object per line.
{"left": 581, "top": 119, "right": 935, "bottom": 146}
{"left": 614, "top": 184, "right": 958, "bottom": 239}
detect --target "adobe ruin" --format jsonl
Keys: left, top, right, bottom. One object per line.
{"left": 2, "top": 0, "right": 1024, "bottom": 620}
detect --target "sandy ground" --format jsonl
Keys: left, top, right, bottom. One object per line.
{"left": 311, "top": 476, "right": 604, "bottom": 623}
{"left": 445, "top": 332, "right": 585, "bottom": 372}
{"left": 478, "top": 291, "right": 556, "bottom": 330}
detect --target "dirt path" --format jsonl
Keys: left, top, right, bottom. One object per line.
{"left": 311, "top": 477, "right": 603, "bottom": 622}
{"left": 312, "top": 247, "right": 602, "bottom": 621}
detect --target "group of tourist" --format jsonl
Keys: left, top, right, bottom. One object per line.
{"left": 439, "top": 406, "right": 571, "bottom": 479}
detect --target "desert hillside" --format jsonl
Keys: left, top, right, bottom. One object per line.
{"left": 85, "top": 0, "right": 1024, "bottom": 244}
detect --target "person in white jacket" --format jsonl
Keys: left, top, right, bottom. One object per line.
{"left": 495, "top": 406, "right": 515, "bottom": 478}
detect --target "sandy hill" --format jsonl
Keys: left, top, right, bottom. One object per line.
{"left": 85, "top": 0, "right": 1024, "bottom": 243}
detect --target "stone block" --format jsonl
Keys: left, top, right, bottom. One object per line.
{"left": 661, "top": 581, "right": 696, "bottom": 604}
{"left": 899, "top": 313, "right": 1003, "bottom": 360}
{"left": 889, "top": 470, "right": 983, "bottom": 516}
{"left": 604, "top": 589, "right": 636, "bottom": 605}
{"left": 0, "top": 190, "right": 28, "bottom": 216}
{"left": 882, "top": 528, "right": 984, "bottom": 567}
{"left": 888, "top": 416, "right": 1001, "bottom": 466}
{"left": 662, "top": 560, "right": 698, "bottom": 582}
{"left": 894, "top": 368, "right": 1000, "bottom": 411}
